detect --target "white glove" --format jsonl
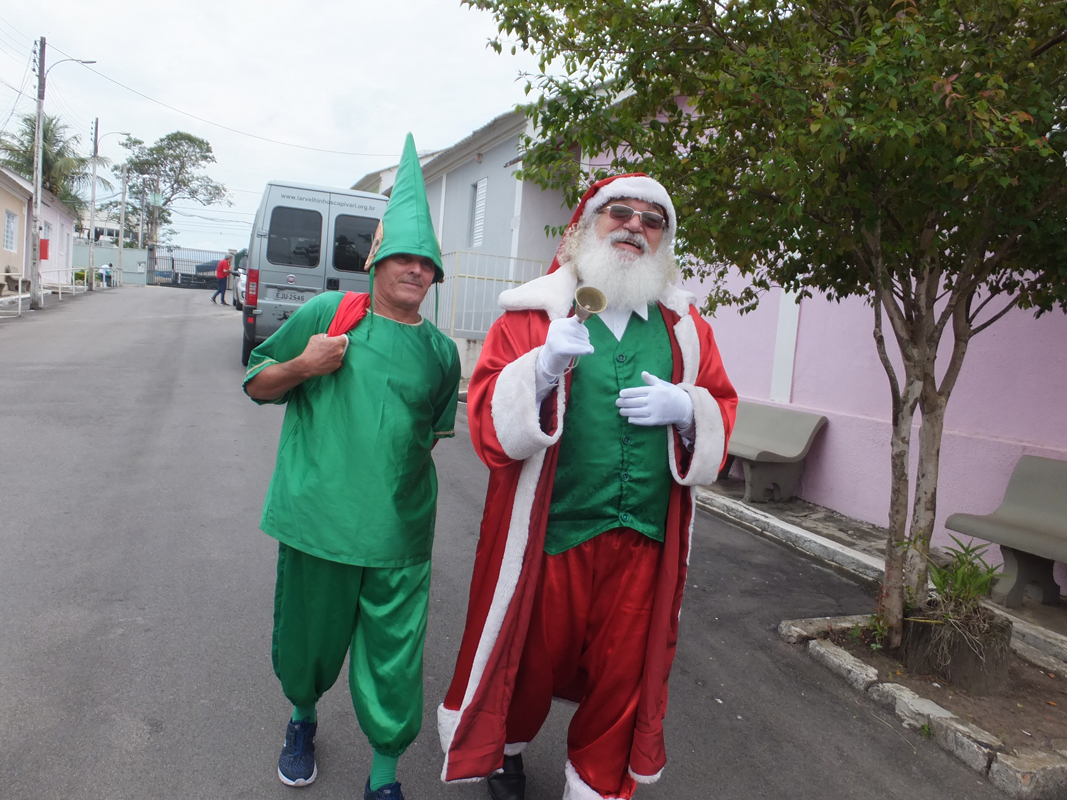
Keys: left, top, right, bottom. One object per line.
{"left": 537, "top": 316, "right": 594, "bottom": 378}
{"left": 616, "top": 371, "right": 694, "bottom": 428}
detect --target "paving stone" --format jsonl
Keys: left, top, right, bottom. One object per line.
{"left": 930, "top": 715, "right": 1002, "bottom": 774}
{"left": 866, "top": 682, "right": 955, "bottom": 730}
{"left": 867, "top": 682, "right": 912, "bottom": 712}
{"left": 778, "top": 614, "right": 870, "bottom": 644}
{"left": 989, "top": 749, "right": 1067, "bottom": 799}
{"left": 807, "top": 638, "right": 879, "bottom": 691}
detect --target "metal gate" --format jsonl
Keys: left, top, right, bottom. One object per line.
{"left": 146, "top": 245, "right": 230, "bottom": 289}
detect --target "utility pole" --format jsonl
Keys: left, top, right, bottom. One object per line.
{"left": 151, "top": 176, "right": 160, "bottom": 245}
{"left": 117, "top": 165, "right": 127, "bottom": 286}
{"left": 138, "top": 183, "right": 144, "bottom": 248}
{"left": 30, "top": 37, "right": 45, "bottom": 309}
{"left": 87, "top": 117, "right": 99, "bottom": 291}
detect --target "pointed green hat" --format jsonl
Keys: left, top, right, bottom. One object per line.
{"left": 365, "top": 132, "right": 444, "bottom": 282}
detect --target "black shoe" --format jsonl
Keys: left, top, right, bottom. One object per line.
{"left": 210, "top": 296, "right": 218, "bottom": 304}
{"left": 364, "top": 778, "right": 405, "bottom": 799}
{"left": 277, "top": 719, "right": 317, "bottom": 786}
{"left": 221, "top": 301, "right": 229, "bottom": 305}
{"left": 486, "top": 754, "right": 525, "bottom": 800}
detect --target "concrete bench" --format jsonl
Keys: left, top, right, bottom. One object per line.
{"left": 945, "top": 455, "right": 1067, "bottom": 608}
{"left": 720, "top": 400, "right": 827, "bottom": 503}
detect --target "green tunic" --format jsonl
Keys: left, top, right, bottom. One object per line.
{"left": 546, "top": 306, "right": 675, "bottom": 555}
{"left": 244, "top": 292, "right": 461, "bottom": 568}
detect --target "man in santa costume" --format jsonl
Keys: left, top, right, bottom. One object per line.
{"left": 438, "top": 174, "right": 737, "bottom": 800}
{"left": 245, "top": 134, "right": 460, "bottom": 800}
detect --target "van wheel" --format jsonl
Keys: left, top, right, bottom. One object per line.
{"left": 241, "top": 336, "right": 255, "bottom": 366}
{"left": 234, "top": 297, "right": 243, "bottom": 311}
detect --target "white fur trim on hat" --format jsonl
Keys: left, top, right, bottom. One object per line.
{"left": 580, "top": 176, "right": 676, "bottom": 238}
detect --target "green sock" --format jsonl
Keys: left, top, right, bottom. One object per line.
{"left": 291, "top": 704, "right": 316, "bottom": 723}
{"left": 369, "top": 750, "right": 399, "bottom": 791}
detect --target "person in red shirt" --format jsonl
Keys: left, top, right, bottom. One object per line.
{"left": 211, "top": 256, "right": 231, "bottom": 305}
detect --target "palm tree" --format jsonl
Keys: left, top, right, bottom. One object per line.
{"left": 0, "top": 113, "right": 109, "bottom": 214}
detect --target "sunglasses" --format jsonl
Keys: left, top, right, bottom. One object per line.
{"left": 601, "top": 204, "right": 668, "bottom": 230}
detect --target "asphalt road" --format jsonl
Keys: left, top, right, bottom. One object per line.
{"left": 0, "top": 287, "right": 1003, "bottom": 800}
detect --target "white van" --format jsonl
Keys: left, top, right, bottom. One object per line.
{"left": 240, "top": 181, "right": 388, "bottom": 365}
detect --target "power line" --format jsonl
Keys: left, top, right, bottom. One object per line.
{"left": 49, "top": 42, "right": 402, "bottom": 159}
{"left": 0, "top": 41, "right": 32, "bottom": 132}
{"left": 0, "top": 16, "right": 33, "bottom": 44}
{"left": 170, "top": 209, "right": 252, "bottom": 225}
{"left": 170, "top": 205, "right": 256, "bottom": 216}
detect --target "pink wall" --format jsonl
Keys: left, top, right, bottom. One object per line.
{"left": 692, "top": 277, "right": 1067, "bottom": 591}
{"left": 696, "top": 273, "right": 779, "bottom": 401}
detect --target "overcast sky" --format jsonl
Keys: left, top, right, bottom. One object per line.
{"left": 0, "top": 1, "right": 541, "bottom": 251}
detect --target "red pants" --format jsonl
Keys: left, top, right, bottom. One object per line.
{"left": 506, "top": 528, "right": 660, "bottom": 799}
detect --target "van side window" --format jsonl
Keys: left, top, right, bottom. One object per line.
{"left": 267, "top": 207, "right": 322, "bottom": 268}
{"left": 333, "top": 215, "right": 378, "bottom": 272}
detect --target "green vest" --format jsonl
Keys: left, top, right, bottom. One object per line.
{"left": 546, "top": 305, "right": 675, "bottom": 555}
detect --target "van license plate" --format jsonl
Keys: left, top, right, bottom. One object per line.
{"left": 274, "top": 289, "right": 308, "bottom": 303}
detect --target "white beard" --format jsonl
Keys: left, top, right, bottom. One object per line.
{"left": 564, "top": 224, "right": 678, "bottom": 309}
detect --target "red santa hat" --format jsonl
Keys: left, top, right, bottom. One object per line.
{"left": 548, "top": 173, "right": 676, "bottom": 274}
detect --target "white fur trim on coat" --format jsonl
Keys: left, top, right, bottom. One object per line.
{"left": 437, "top": 704, "right": 460, "bottom": 754}
{"left": 440, "top": 449, "right": 546, "bottom": 781}
{"left": 497, "top": 265, "right": 694, "bottom": 323}
{"left": 629, "top": 766, "right": 664, "bottom": 785}
{"left": 580, "top": 176, "right": 677, "bottom": 241}
{"left": 498, "top": 267, "right": 577, "bottom": 320}
{"left": 491, "top": 348, "right": 567, "bottom": 462}
{"left": 503, "top": 742, "right": 528, "bottom": 757}
{"left": 659, "top": 283, "right": 696, "bottom": 319}
{"left": 670, "top": 383, "right": 726, "bottom": 486}
{"left": 665, "top": 309, "right": 727, "bottom": 485}
{"left": 564, "top": 760, "right": 626, "bottom": 800}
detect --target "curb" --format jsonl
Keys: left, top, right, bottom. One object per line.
{"left": 695, "top": 488, "right": 884, "bottom": 585}
{"left": 782, "top": 615, "right": 1067, "bottom": 799}
{"left": 705, "top": 488, "right": 1067, "bottom": 665}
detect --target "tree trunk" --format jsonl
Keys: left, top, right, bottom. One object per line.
{"left": 904, "top": 297, "right": 972, "bottom": 601}
{"left": 872, "top": 290, "right": 922, "bottom": 648}
{"left": 904, "top": 396, "right": 946, "bottom": 600}
{"left": 881, "top": 374, "right": 921, "bottom": 648}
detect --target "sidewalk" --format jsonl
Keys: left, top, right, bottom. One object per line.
{"left": 696, "top": 477, "right": 1067, "bottom": 661}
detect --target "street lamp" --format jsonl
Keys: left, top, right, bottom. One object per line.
{"left": 30, "top": 36, "right": 95, "bottom": 308}
{"left": 87, "top": 126, "right": 130, "bottom": 291}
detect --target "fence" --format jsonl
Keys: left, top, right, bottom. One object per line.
{"left": 40, "top": 267, "right": 88, "bottom": 299}
{"left": 420, "top": 250, "right": 547, "bottom": 339}
{"left": 0, "top": 268, "right": 26, "bottom": 317}
{"left": 147, "top": 245, "right": 230, "bottom": 288}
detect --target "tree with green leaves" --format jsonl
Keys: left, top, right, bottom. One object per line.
{"left": 0, "top": 112, "right": 106, "bottom": 215}
{"left": 469, "top": 0, "right": 1067, "bottom": 646}
{"left": 115, "top": 131, "right": 229, "bottom": 244}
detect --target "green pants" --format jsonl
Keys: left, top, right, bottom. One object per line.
{"left": 272, "top": 543, "right": 431, "bottom": 757}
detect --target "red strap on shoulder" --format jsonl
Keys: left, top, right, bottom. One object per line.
{"left": 326, "top": 292, "right": 371, "bottom": 337}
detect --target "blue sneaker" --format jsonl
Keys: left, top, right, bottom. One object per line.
{"left": 364, "top": 778, "right": 404, "bottom": 799}
{"left": 277, "top": 719, "right": 317, "bottom": 787}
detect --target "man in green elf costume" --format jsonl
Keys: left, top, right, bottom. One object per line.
{"left": 244, "top": 133, "right": 461, "bottom": 800}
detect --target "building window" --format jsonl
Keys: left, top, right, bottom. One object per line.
{"left": 43, "top": 220, "right": 52, "bottom": 241}
{"left": 4, "top": 211, "right": 16, "bottom": 252}
{"left": 468, "top": 177, "right": 487, "bottom": 248}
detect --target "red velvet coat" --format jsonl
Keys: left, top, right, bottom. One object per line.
{"left": 439, "top": 267, "right": 737, "bottom": 785}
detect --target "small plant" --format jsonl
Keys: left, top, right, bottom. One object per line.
{"left": 866, "top": 613, "right": 889, "bottom": 651}
{"left": 929, "top": 536, "right": 1001, "bottom": 617}
{"left": 920, "top": 723, "right": 933, "bottom": 739}
{"left": 919, "top": 536, "right": 1004, "bottom": 668}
